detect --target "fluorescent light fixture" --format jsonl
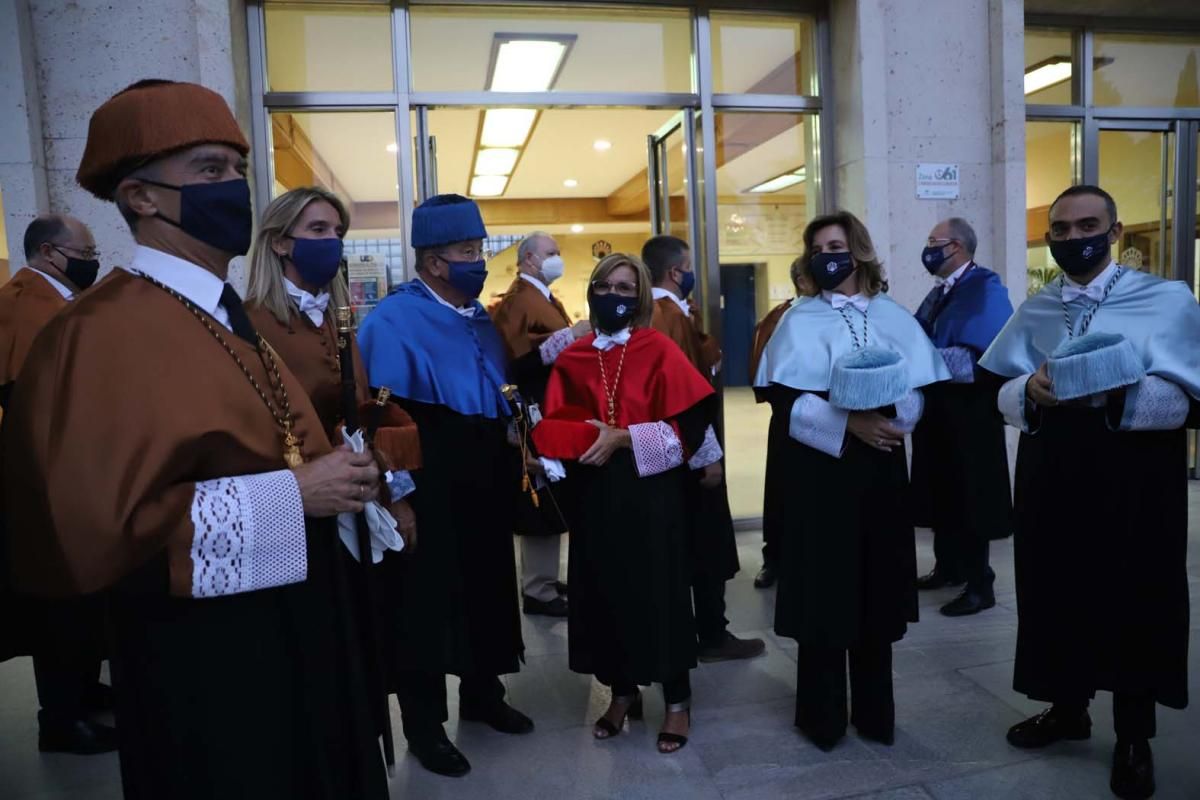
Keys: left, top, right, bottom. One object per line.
{"left": 481, "top": 109, "right": 538, "bottom": 147}
{"left": 489, "top": 38, "right": 570, "bottom": 92}
{"left": 593, "top": 139, "right": 612, "bottom": 152}
{"left": 470, "top": 175, "right": 508, "bottom": 197}
{"left": 474, "top": 148, "right": 520, "bottom": 176}
{"left": 1024, "top": 56, "right": 1071, "bottom": 95}
{"left": 563, "top": 178, "right": 578, "bottom": 188}
{"left": 570, "top": 224, "right": 584, "bottom": 233}
{"left": 748, "top": 166, "right": 806, "bottom": 194}
{"left": 385, "top": 142, "right": 398, "bottom": 153}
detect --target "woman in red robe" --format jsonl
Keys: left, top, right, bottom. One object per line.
{"left": 532, "top": 253, "right": 715, "bottom": 754}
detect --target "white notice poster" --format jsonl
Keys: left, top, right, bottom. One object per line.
{"left": 915, "top": 163, "right": 960, "bottom": 199}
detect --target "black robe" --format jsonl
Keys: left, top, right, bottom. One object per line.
{"left": 765, "top": 387, "right": 919, "bottom": 648}
{"left": 375, "top": 400, "right": 524, "bottom": 679}
{"left": 756, "top": 388, "right": 789, "bottom": 564}
{"left": 109, "top": 520, "right": 387, "bottom": 800}
{"left": 562, "top": 405, "right": 708, "bottom": 684}
{"left": 996, "top": 386, "right": 1198, "bottom": 709}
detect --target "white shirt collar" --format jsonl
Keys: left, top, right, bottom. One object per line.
{"left": 519, "top": 272, "right": 552, "bottom": 301}
{"left": 25, "top": 267, "right": 75, "bottom": 301}
{"left": 937, "top": 261, "right": 973, "bottom": 294}
{"left": 417, "top": 275, "right": 476, "bottom": 318}
{"left": 592, "top": 327, "right": 633, "bottom": 351}
{"left": 126, "top": 245, "right": 230, "bottom": 329}
{"left": 283, "top": 277, "right": 330, "bottom": 326}
{"left": 1062, "top": 259, "right": 1118, "bottom": 291}
{"left": 821, "top": 290, "right": 870, "bottom": 314}
{"left": 651, "top": 286, "right": 690, "bottom": 317}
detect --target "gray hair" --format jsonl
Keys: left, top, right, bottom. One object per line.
{"left": 517, "top": 231, "right": 552, "bottom": 265}
{"left": 945, "top": 217, "right": 977, "bottom": 256}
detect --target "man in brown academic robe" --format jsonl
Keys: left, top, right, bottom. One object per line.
{"left": 0, "top": 213, "right": 115, "bottom": 755}
{"left": 490, "top": 232, "right": 589, "bottom": 617}
{"left": 643, "top": 235, "right": 764, "bottom": 663}
{"left": 1, "top": 79, "right": 389, "bottom": 800}
{"left": 747, "top": 257, "right": 814, "bottom": 589}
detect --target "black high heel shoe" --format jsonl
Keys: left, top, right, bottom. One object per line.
{"left": 657, "top": 700, "right": 691, "bottom": 754}
{"left": 593, "top": 692, "right": 643, "bottom": 739}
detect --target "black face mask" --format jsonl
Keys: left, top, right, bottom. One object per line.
{"left": 52, "top": 247, "right": 100, "bottom": 290}
{"left": 808, "top": 251, "right": 856, "bottom": 291}
{"left": 141, "top": 177, "right": 254, "bottom": 255}
{"left": 590, "top": 293, "right": 638, "bottom": 333}
{"left": 1049, "top": 227, "right": 1114, "bottom": 277}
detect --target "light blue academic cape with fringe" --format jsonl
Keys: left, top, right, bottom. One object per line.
{"left": 754, "top": 293, "right": 950, "bottom": 395}
{"left": 979, "top": 267, "right": 1200, "bottom": 400}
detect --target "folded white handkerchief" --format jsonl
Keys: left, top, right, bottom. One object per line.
{"left": 338, "top": 428, "right": 405, "bottom": 563}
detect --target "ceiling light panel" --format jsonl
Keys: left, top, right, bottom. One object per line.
{"left": 470, "top": 175, "right": 509, "bottom": 197}
{"left": 474, "top": 148, "right": 520, "bottom": 176}
{"left": 490, "top": 39, "right": 569, "bottom": 92}
{"left": 749, "top": 172, "right": 805, "bottom": 193}
{"left": 481, "top": 109, "right": 538, "bottom": 147}
{"left": 1024, "top": 58, "right": 1071, "bottom": 95}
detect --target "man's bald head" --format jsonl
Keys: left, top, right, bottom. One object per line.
{"left": 24, "top": 215, "right": 95, "bottom": 263}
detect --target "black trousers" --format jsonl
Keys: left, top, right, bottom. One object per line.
{"left": 795, "top": 643, "right": 893, "bottom": 738}
{"left": 692, "top": 576, "right": 729, "bottom": 649}
{"left": 762, "top": 529, "right": 778, "bottom": 568}
{"left": 32, "top": 596, "right": 105, "bottom": 723}
{"left": 1056, "top": 693, "right": 1157, "bottom": 740}
{"left": 600, "top": 670, "right": 691, "bottom": 706}
{"left": 34, "top": 651, "right": 101, "bottom": 722}
{"left": 394, "top": 670, "right": 506, "bottom": 745}
{"left": 932, "top": 527, "right": 994, "bottom": 591}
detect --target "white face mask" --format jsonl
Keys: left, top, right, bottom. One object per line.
{"left": 540, "top": 254, "right": 565, "bottom": 284}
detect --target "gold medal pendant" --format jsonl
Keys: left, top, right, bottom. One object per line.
{"left": 283, "top": 428, "right": 304, "bottom": 468}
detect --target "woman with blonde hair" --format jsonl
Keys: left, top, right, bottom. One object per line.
{"left": 755, "top": 210, "right": 949, "bottom": 751}
{"left": 532, "top": 253, "right": 717, "bottom": 754}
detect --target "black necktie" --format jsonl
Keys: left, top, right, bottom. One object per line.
{"left": 220, "top": 283, "right": 259, "bottom": 345}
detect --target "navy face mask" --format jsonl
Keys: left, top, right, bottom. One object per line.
{"left": 53, "top": 247, "right": 100, "bottom": 290}
{"left": 921, "top": 244, "right": 951, "bottom": 275}
{"left": 1049, "top": 227, "right": 1114, "bottom": 277}
{"left": 808, "top": 251, "right": 856, "bottom": 291}
{"left": 286, "top": 236, "right": 344, "bottom": 288}
{"left": 590, "top": 292, "right": 638, "bottom": 333}
{"left": 676, "top": 268, "right": 696, "bottom": 299}
{"left": 142, "top": 177, "right": 254, "bottom": 256}
{"left": 439, "top": 256, "right": 488, "bottom": 299}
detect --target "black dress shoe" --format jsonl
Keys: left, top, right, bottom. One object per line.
{"left": 939, "top": 588, "right": 996, "bottom": 617}
{"left": 409, "top": 737, "right": 471, "bottom": 777}
{"left": 38, "top": 717, "right": 118, "bottom": 755}
{"left": 1111, "top": 740, "right": 1155, "bottom": 800}
{"left": 83, "top": 682, "right": 114, "bottom": 713}
{"left": 916, "top": 569, "right": 964, "bottom": 591}
{"left": 698, "top": 632, "right": 766, "bottom": 663}
{"left": 754, "top": 563, "right": 778, "bottom": 589}
{"left": 1006, "top": 706, "right": 1091, "bottom": 749}
{"left": 460, "top": 701, "right": 534, "bottom": 734}
{"left": 522, "top": 594, "right": 568, "bottom": 617}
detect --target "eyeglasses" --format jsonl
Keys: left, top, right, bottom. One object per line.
{"left": 926, "top": 237, "right": 955, "bottom": 247}
{"left": 591, "top": 279, "right": 638, "bottom": 297}
{"left": 53, "top": 244, "right": 101, "bottom": 260}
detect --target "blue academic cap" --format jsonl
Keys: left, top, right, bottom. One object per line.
{"left": 828, "top": 347, "right": 910, "bottom": 410}
{"left": 411, "top": 194, "right": 488, "bottom": 249}
{"left": 1048, "top": 332, "right": 1145, "bottom": 400}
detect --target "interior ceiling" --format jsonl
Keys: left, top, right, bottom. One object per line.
{"left": 1027, "top": 0, "right": 1200, "bottom": 20}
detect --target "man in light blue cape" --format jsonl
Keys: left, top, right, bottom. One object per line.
{"left": 979, "top": 184, "right": 1200, "bottom": 800}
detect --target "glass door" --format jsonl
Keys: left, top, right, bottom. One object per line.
{"left": 1097, "top": 122, "right": 1176, "bottom": 279}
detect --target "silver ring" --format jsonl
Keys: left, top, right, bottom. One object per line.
{"left": 359, "top": 484, "right": 365, "bottom": 500}
{"left": 876, "top": 438, "right": 884, "bottom": 447}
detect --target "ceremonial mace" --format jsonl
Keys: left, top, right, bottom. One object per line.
{"left": 501, "top": 384, "right": 566, "bottom": 521}
{"left": 336, "top": 305, "right": 396, "bottom": 775}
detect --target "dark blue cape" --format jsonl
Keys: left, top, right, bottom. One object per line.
{"left": 915, "top": 264, "right": 1014, "bottom": 353}
{"left": 358, "top": 280, "right": 510, "bottom": 419}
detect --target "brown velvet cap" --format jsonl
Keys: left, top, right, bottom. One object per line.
{"left": 76, "top": 79, "right": 249, "bottom": 200}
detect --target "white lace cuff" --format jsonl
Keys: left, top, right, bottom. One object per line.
{"left": 1111, "top": 376, "right": 1190, "bottom": 432}
{"left": 539, "top": 457, "right": 566, "bottom": 482}
{"left": 190, "top": 470, "right": 307, "bottom": 599}
{"left": 891, "top": 389, "right": 925, "bottom": 433}
{"left": 629, "top": 421, "right": 685, "bottom": 477}
{"left": 386, "top": 469, "right": 416, "bottom": 502}
{"left": 939, "top": 346, "right": 976, "bottom": 384}
{"left": 688, "top": 425, "right": 724, "bottom": 470}
{"left": 998, "top": 373, "right": 1037, "bottom": 433}
{"left": 789, "top": 393, "right": 849, "bottom": 458}
{"left": 539, "top": 327, "right": 577, "bottom": 365}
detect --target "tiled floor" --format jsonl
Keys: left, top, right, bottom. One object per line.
{"left": 3, "top": 486, "right": 1198, "bottom": 799}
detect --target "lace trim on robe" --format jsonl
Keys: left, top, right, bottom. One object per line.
{"left": 891, "top": 389, "right": 925, "bottom": 433}
{"left": 190, "top": 470, "right": 307, "bottom": 598}
{"left": 539, "top": 327, "right": 576, "bottom": 366}
{"left": 998, "top": 373, "right": 1037, "bottom": 434}
{"left": 629, "top": 421, "right": 685, "bottom": 477}
{"left": 939, "top": 346, "right": 976, "bottom": 384}
{"left": 788, "top": 393, "right": 849, "bottom": 458}
{"left": 687, "top": 425, "right": 724, "bottom": 470}
{"left": 1113, "top": 375, "right": 1190, "bottom": 431}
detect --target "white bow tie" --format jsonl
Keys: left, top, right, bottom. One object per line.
{"left": 1061, "top": 282, "right": 1104, "bottom": 304}
{"left": 293, "top": 290, "right": 330, "bottom": 326}
{"left": 829, "top": 292, "right": 870, "bottom": 314}
{"left": 592, "top": 328, "right": 633, "bottom": 351}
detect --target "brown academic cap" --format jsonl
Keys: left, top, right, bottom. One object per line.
{"left": 76, "top": 79, "right": 250, "bottom": 200}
